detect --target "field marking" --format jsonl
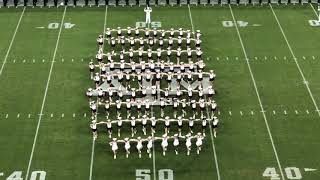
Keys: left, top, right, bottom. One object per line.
{"left": 229, "top": 5, "right": 286, "bottom": 180}
{"left": 309, "top": 3, "right": 318, "bottom": 18}
{"left": 0, "top": 7, "right": 25, "bottom": 77}
{"left": 89, "top": 138, "right": 95, "bottom": 180}
{"left": 270, "top": 4, "right": 320, "bottom": 118}
{"left": 25, "top": 6, "right": 67, "bottom": 180}
{"left": 89, "top": 5, "right": 108, "bottom": 180}
{"left": 188, "top": 4, "right": 221, "bottom": 180}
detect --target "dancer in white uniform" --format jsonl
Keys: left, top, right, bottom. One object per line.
{"left": 144, "top": 6, "right": 152, "bottom": 24}
{"left": 110, "top": 138, "right": 118, "bottom": 159}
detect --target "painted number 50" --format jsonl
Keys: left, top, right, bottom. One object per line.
{"left": 136, "top": 169, "right": 173, "bottom": 180}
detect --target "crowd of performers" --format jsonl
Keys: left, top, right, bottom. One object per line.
{"left": 87, "top": 27, "right": 219, "bottom": 159}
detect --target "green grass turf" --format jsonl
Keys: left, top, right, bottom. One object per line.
{"left": 0, "top": 4, "right": 320, "bottom": 180}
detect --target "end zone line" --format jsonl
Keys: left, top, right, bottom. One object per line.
{"left": 229, "top": 4, "right": 286, "bottom": 180}
{"left": 270, "top": 4, "right": 320, "bottom": 118}
{"left": 25, "top": 6, "right": 67, "bottom": 180}
{"left": 89, "top": 5, "right": 108, "bottom": 180}
{"left": 188, "top": 5, "right": 221, "bottom": 180}
{"left": 0, "top": 7, "right": 25, "bottom": 77}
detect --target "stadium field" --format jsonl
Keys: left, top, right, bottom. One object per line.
{"left": 0, "top": 4, "right": 320, "bottom": 180}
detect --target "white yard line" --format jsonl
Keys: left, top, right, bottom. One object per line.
{"left": 89, "top": 139, "right": 96, "bottom": 180}
{"left": 150, "top": 107, "right": 157, "bottom": 180}
{"left": 229, "top": 5, "right": 286, "bottom": 180}
{"left": 89, "top": 5, "right": 108, "bottom": 180}
{"left": 270, "top": 4, "right": 320, "bottom": 118}
{"left": 188, "top": 4, "right": 221, "bottom": 180}
{"left": 309, "top": 3, "right": 318, "bottom": 17}
{"left": 25, "top": 6, "right": 67, "bottom": 180}
{"left": 0, "top": 7, "right": 25, "bottom": 76}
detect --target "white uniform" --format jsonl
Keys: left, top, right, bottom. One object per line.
{"left": 196, "top": 136, "right": 203, "bottom": 147}
{"left": 147, "top": 138, "right": 153, "bottom": 149}
{"left": 136, "top": 139, "right": 143, "bottom": 157}
{"left": 144, "top": 7, "right": 152, "bottom": 23}
{"left": 161, "top": 136, "right": 168, "bottom": 156}
{"left": 111, "top": 141, "right": 118, "bottom": 151}
{"left": 196, "top": 134, "right": 203, "bottom": 154}
{"left": 147, "top": 137, "right": 153, "bottom": 158}
{"left": 186, "top": 136, "right": 192, "bottom": 150}
{"left": 173, "top": 135, "right": 179, "bottom": 155}
{"left": 125, "top": 140, "right": 131, "bottom": 151}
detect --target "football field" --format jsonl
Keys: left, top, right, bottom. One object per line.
{"left": 0, "top": 4, "right": 320, "bottom": 180}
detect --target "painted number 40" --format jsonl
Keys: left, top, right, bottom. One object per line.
{"left": 6, "top": 171, "right": 46, "bottom": 180}
{"left": 136, "top": 169, "right": 173, "bottom": 180}
{"left": 308, "top": 20, "right": 320, "bottom": 27}
{"left": 263, "top": 167, "right": 302, "bottom": 180}
{"left": 222, "top": 21, "right": 248, "bottom": 27}
{"left": 48, "top": 22, "right": 75, "bottom": 29}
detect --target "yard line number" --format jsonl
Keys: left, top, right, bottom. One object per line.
{"left": 222, "top": 20, "right": 248, "bottom": 27}
{"left": 308, "top": 20, "right": 320, "bottom": 27}
{"left": 135, "top": 22, "right": 162, "bottom": 29}
{"left": 5, "top": 171, "right": 46, "bottom": 180}
{"left": 136, "top": 169, "right": 173, "bottom": 180}
{"left": 263, "top": 167, "right": 302, "bottom": 180}
{"left": 48, "top": 22, "right": 75, "bottom": 29}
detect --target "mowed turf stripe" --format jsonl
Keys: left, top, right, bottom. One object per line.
{"left": 0, "top": 8, "right": 67, "bottom": 175}
{"left": 24, "top": 7, "right": 108, "bottom": 180}
{"left": 25, "top": 6, "right": 67, "bottom": 180}
{"left": 0, "top": 7, "right": 25, "bottom": 76}
{"left": 89, "top": 5, "right": 108, "bottom": 180}
{"left": 187, "top": 5, "right": 221, "bottom": 180}
{"left": 229, "top": 4, "right": 286, "bottom": 180}
{"left": 270, "top": 4, "right": 320, "bottom": 118}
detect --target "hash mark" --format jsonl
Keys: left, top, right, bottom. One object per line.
{"left": 284, "top": 56, "right": 287, "bottom": 60}
{"left": 264, "top": 56, "right": 267, "bottom": 60}
{"left": 23, "top": 59, "right": 26, "bottom": 63}
{"left": 226, "top": 56, "right": 229, "bottom": 60}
